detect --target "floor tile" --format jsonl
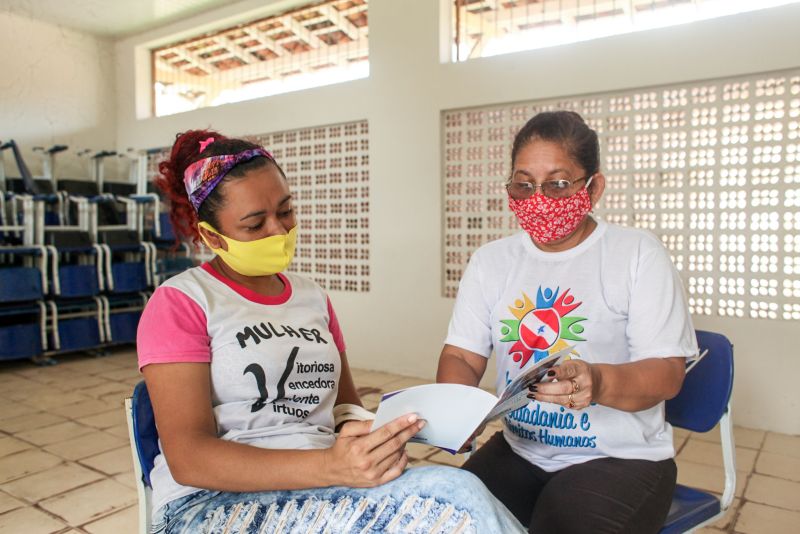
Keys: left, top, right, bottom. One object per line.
{"left": 0, "top": 401, "right": 39, "bottom": 421}
{"left": 0, "top": 437, "right": 32, "bottom": 459}
{"left": 382, "top": 376, "right": 430, "bottom": 391}
{"left": 0, "top": 491, "right": 25, "bottom": 514}
{"left": 677, "top": 438, "right": 757, "bottom": 472}
{"left": 0, "top": 377, "right": 43, "bottom": 393}
{"left": 43, "top": 430, "right": 127, "bottom": 462}
{"left": 744, "top": 473, "right": 800, "bottom": 511}
{"left": 103, "top": 424, "right": 132, "bottom": 440}
{"left": 0, "top": 412, "right": 67, "bottom": 434}
{"left": 20, "top": 392, "right": 92, "bottom": 411}
{"left": 14, "top": 421, "right": 96, "bottom": 447}
{"left": 691, "top": 425, "right": 766, "bottom": 450}
{"left": 673, "top": 427, "right": 690, "bottom": 439}
{"left": 405, "top": 443, "right": 437, "bottom": 461}
{"left": 38, "top": 479, "right": 136, "bottom": 526}
{"left": 59, "top": 359, "right": 120, "bottom": 376}
{"left": 2, "top": 385, "right": 59, "bottom": 403}
{"left": 477, "top": 428, "right": 500, "bottom": 446}
{"left": 77, "top": 383, "right": 131, "bottom": 400}
{"left": 98, "top": 393, "right": 127, "bottom": 407}
{"left": 675, "top": 458, "right": 747, "bottom": 498}
{"left": 95, "top": 368, "right": 140, "bottom": 382}
{"left": 484, "top": 420, "right": 504, "bottom": 433}
{"left": 1, "top": 463, "right": 104, "bottom": 502}
{"left": 55, "top": 375, "right": 109, "bottom": 391}
{"left": 48, "top": 399, "right": 119, "bottom": 420}
{"left": 79, "top": 447, "right": 134, "bottom": 476}
{"left": 112, "top": 472, "right": 137, "bottom": 490}
{"left": 755, "top": 450, "right": 800, "bottom": 483}
{"left": 75, "top": 409, "right": 127, "bottom": 430}
{"left": 712, "top": 497, "right": 740, "bottom": 529}
{"left": 17, "top": 367, "right": 84, "bottom": 386}
{"left": 0, "top": 373, "right": 29, "bottom": 385}
{"left": 360, "top": 393, "right": 382, "bottom": 411}
{"left": 99, "top": 351, "right": 137, "bottom": 368}
{"left": 672, "top": 431, "right": 690, "bottom": 453}
{"left": 0, "top": 506, "right": 68, "bottom": 534}
{"left": 0, "top": 450, "right": 63, "bottom": 484}
{"left": 762, "top": 432, "right": 800, "bottom": 459}
{"left": 735, "top": 501, "right": 800, "bottom": 534}
{"left": 82, "top": 504, "right": 137, "bottom": 534}
{"left": 408, "top": 460, "right": 437, "bottom": 468}
{"left": 426, "top": 451, "right": 465, "bottom": 467}
{"left": 351, "top": 370, "right": 406, "bottom": 389}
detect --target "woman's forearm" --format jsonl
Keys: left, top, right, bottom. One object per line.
{"left": 165, "top": 434, "right": 337, "bottom": 492}
{"left": 592, "top": 357, "right": 685, "bottom": 412}
{"left": 436, "top": 350, "right": 484, "bottom": 387}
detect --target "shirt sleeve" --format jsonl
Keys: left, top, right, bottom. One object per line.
{"left": 444, "top": 253, "right": 494, "bottom": 358}
{"left": 137, "top": 286, "right": 211, "bottom": 370}
{"left": 626, "top": 239, "right": 699, "bottom": 361}
{"left": 326, "top": 296, "right": 346, "bottom": 353}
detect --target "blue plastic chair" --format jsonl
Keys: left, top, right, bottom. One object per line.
{"left": 659, "top": 330, "right": 735, "bottom": 533}
{"left": 125, "top": 380, "right": 159, "bottom": 534}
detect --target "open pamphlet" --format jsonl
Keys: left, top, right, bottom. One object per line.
{"left": 371, "top": 345, "right": 574, "bottom": 454}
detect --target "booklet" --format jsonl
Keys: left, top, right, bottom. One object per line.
{"left": 371, "top": 345, "right": 574, "bottom": 454}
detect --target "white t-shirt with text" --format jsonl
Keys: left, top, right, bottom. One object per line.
{"left": 445, "top": 218, "right": 698, "bottom": 471}
{"left": 137, "top": 264, "right": 345, "bottom": 512}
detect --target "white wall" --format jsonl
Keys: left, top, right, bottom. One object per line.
{"left": 115, "top": 0, "right": 800, "bottom": 434}
{"left": 0, "top": 11, "right": 118, "bottom": 181}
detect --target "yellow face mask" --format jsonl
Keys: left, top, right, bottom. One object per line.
{"left": 198, "top": 221, "right": 297, "bottom": 277}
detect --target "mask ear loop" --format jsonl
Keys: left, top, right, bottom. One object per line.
{"left": 586, "top": 174, "right": 596, "bottom": 212}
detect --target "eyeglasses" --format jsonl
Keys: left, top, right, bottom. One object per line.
{"left": 506, "top": 175, "right": 594, "bottom": 200}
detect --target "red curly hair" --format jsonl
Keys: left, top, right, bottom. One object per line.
{"left": 155, "top": 129, "right": 274, "bottom": 247}
{"left": 156, "top": 129, "right": 226, "bottom": 246}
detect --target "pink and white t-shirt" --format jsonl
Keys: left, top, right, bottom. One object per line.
{"left": 137, "top": 263, "right": 346, "bottom": 512}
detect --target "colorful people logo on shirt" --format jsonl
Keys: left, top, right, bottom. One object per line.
{"left": 499, "top": 287, "right": 587, "bottom": 368}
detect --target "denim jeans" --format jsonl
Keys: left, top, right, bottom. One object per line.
{"left": 151, "top": 466, "right": 525, "bottom": 533}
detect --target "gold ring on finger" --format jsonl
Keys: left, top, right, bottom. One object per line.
{"left": 571, "top": 379, "right": 580, "bottom": 393}
{"left": 568, "top": 394, "right": 575, "bottom": 409}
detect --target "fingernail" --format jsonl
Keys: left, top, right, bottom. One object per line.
{"left": 527, "top": 394, "right": 535, "bottom": 399}
{"left": 418, "top": 420, "right": 426, "bottom": 429}
{"left": 530, "top": 385, "right": 538, "bottom": 392}
{"left": 547, "top": 370, "right": 556, "bottom": 377}
{"left": 408, "top": 414, "right": 418, "bottom": 423}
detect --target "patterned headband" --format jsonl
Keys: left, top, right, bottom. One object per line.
{"left": 183, "top": 147, "right": 273, "bottom": 211}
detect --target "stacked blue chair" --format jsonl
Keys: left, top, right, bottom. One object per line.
{"left": 52, "top": 155, "right": 151, "bottom": 350}
{"left": 0, "top": 140, "right": 48, "bottom": 362}
{"left": 1, "top": 141, "right": 197, "bottom": 363}
{"left": 148, "top": 212, "right": 195, "bottom": 284}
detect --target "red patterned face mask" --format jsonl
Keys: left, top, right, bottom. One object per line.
{"left": 508, "top": 186, "right": 593, "bottom": 244}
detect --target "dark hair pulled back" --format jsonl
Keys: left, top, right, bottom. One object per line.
{"left": 511, "top": 111, "right": 600, "bottom": 178}
{"left": 155, "top": 129, "right": 276, "bottom": 245}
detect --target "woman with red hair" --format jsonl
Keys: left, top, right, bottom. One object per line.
{"left": 137, "top": 129, "right": 524, "bottom": 533}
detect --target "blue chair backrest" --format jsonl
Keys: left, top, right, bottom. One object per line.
{"left": 665, "top": 330, "right": 734, "bottom": 433}
{"left": 132, "top": 380, "right": 159, "bottom": 487}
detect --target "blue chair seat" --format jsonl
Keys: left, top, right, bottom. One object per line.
{"left": 660, "top": 485, "right": 721, "bottom": 534}
{"left": 131, "top": 381, "right": 159, "bottom": 488}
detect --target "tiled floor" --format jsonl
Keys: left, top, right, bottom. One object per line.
{"left": 0, "top": 348, "right": 798, "bottom": 533}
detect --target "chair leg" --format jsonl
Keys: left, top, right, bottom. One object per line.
{"left": 719, "top": 406, "right": 737, "bottom": 511}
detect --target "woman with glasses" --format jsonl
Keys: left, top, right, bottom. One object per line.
{"left": 437, "top": 111, "right": 697, "bottom": 534}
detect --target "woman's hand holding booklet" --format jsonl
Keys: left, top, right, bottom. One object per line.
{"left": 371, "top": 345, "right": 575, "bottom": 454}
